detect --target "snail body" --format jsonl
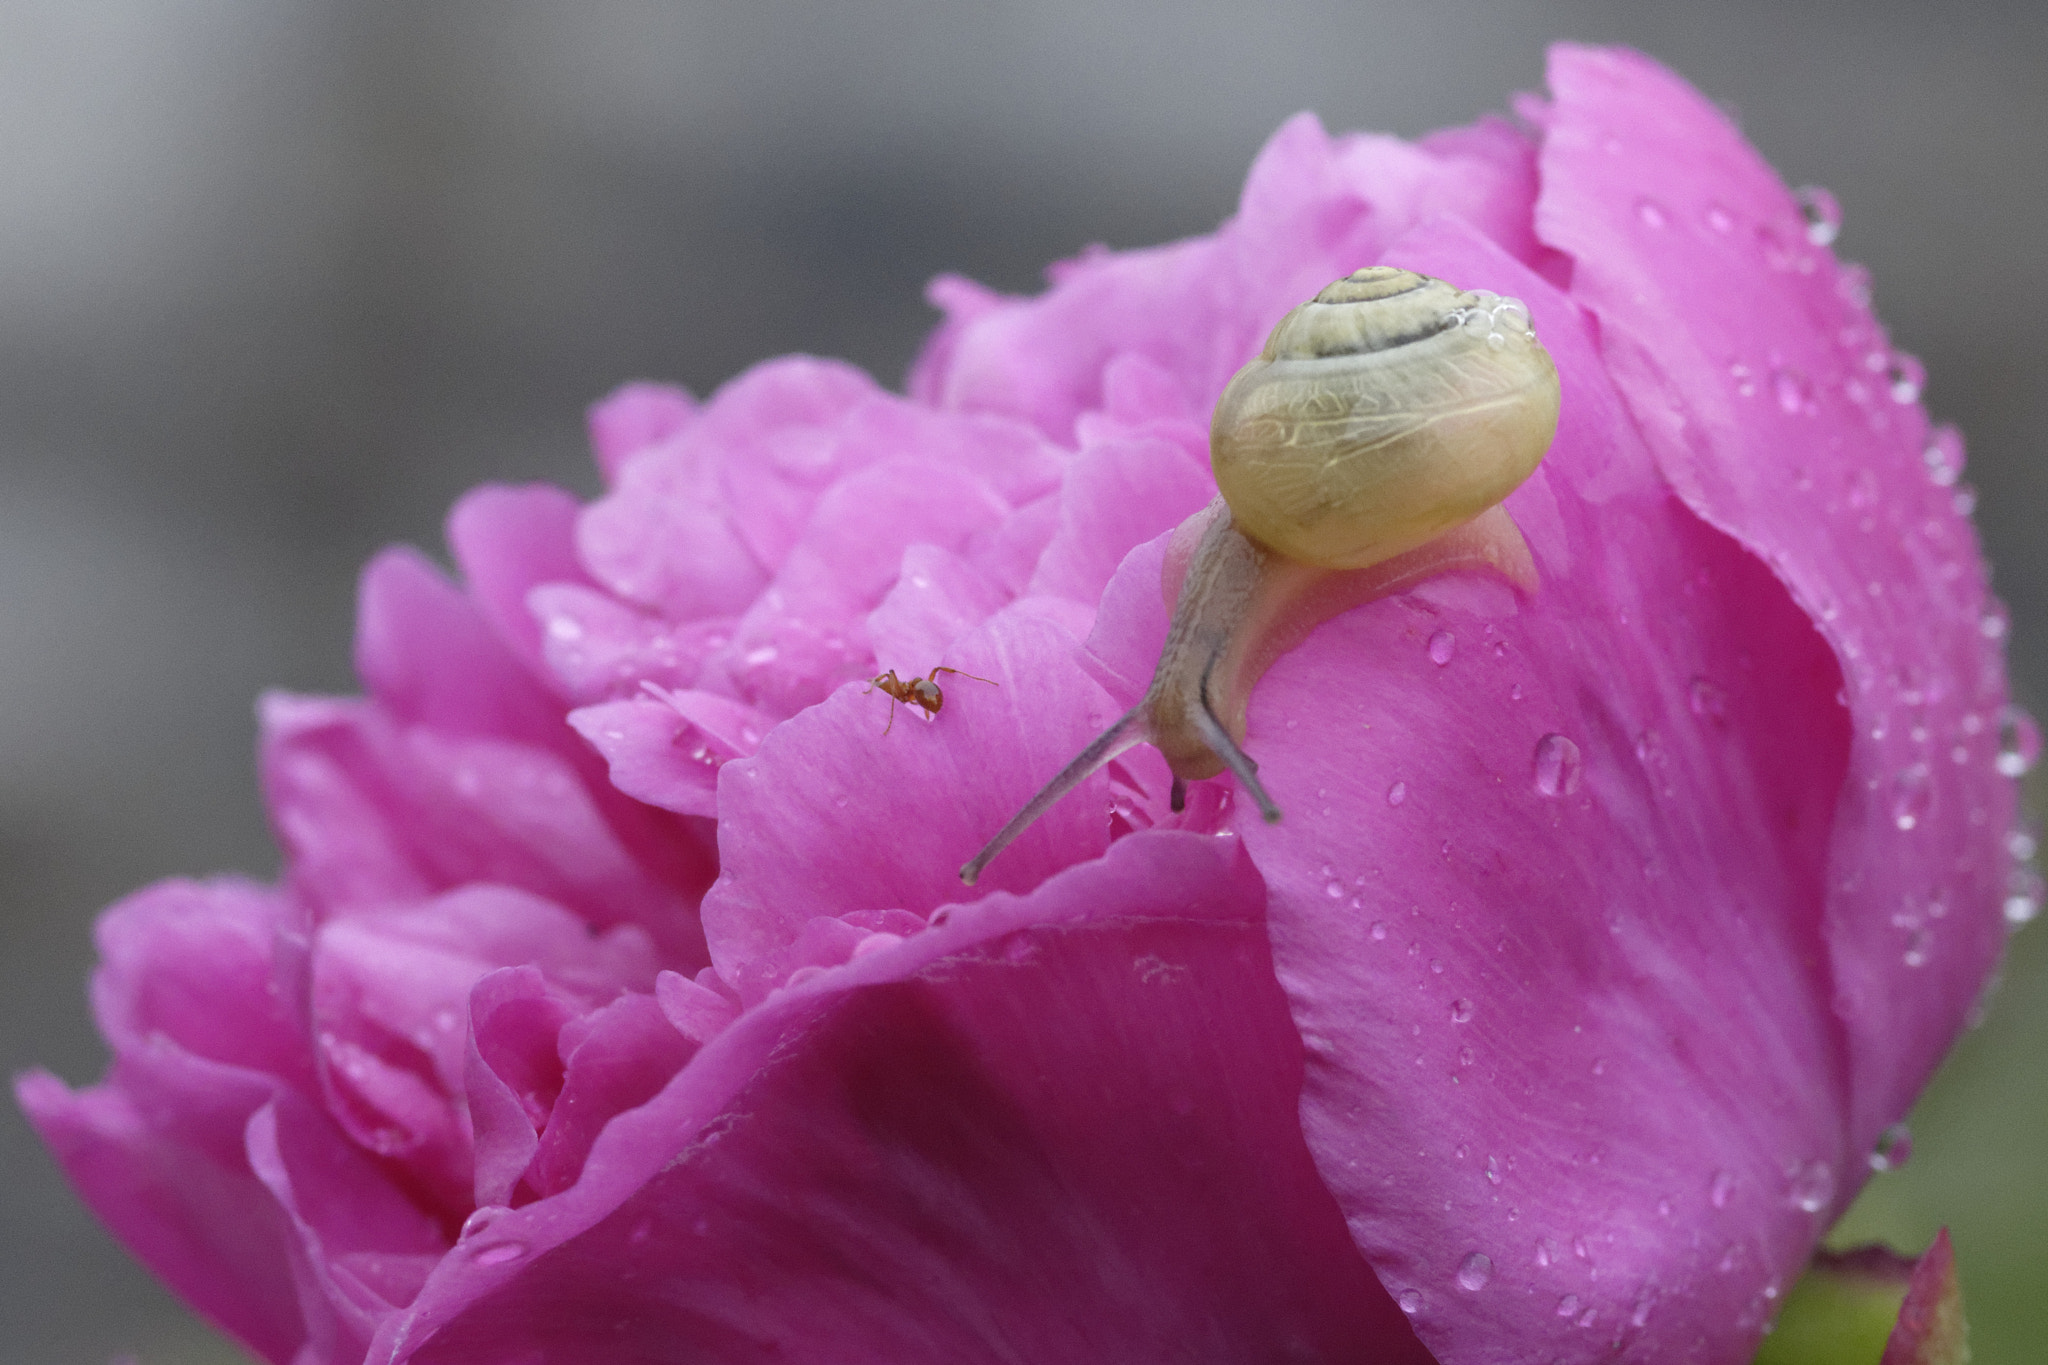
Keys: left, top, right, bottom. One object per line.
{"left": 960, "top": 267, "right": 1561, "bottom": 885}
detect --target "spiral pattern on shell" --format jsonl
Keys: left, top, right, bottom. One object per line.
{"left": 1210, "top": 266, "right": 1561, "bottom": 569}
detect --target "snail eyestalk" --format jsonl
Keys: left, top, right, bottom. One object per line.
{"left": 960, "top": 266, "right": 1561, "bottom": 886}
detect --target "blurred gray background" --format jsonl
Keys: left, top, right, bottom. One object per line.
{"left": 3, "top": 2, "right": 2043, "bottom": 1362}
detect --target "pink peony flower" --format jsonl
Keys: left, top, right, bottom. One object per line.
{"left": 19, "top": 43, "right": 2021, "bottom": 1365}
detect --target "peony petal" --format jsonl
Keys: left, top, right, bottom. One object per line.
{"left": 369, "top": 833, "right": 1432, "bottom": 1365}
{"left": 465, "top": 967, "right": 577, "bottom": 1208}
{"left": 1026, "top": 430, "right": 1215, "bottom": 606}
{"left": 354, "top": 547, "right": 565, "bottom": 749}
{"left": 524, "top": 992, "right": 696, "bottom": 1198}
{"left": 865, "top": 543, "right": 1012, "bottom": 677}
{"left": 1534, "top": 43, "right": 2014, "bottom": 1156}
{"left": 445, "top": 483, "right": 594, "bottom": 684}
{"left": 701, "top": 605, "right": 1115, "bottom": 999}
{"left": 261, "top": 693, "right": 707, "bottom": 967}
{"left": 1242, "top": 220, "right": 1853, "bottom": 1362}
{"left": 586, "top": 381, "right": 697, "bottom": 485}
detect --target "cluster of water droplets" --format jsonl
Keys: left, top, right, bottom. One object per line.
{"left": 1445, "top": 290, "right": 1536, "bottom": 352}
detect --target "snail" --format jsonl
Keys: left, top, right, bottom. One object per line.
{"left": 959, "top": 266, "right": 1562, "bottom": 885}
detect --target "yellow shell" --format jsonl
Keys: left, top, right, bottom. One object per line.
{"left": 1210, "top": 266, "right": 1560, "bottom": 569}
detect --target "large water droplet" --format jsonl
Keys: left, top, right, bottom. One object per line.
{"left": 1710, "top": 1169, "right": 1735, "bottom": 1208}
{"left": 1398, "top": 1289, "right": 1424, "bottom": 1315}
{"left": 1788, "top": 1159, "right": 1835, "bottom": 1214}
{"left": 1533, "top": 734, "right": 1583, "bottom": 797}
{"left": 1869, "top": 1123, "right": 1913, "bottom": 1172}
{"left": 474, "top": 1240, "right": 529, "bottom": 1266}
{"left": 1997, "top": 706, "right": 2040, "bottom": 778}
{"left": 1370, "top": 921, "right": 1389, "bottom": 941}
{"left": 1795, "top": 185, "right": 1842, "bottom": 245}
{"left": 1772, "top": 365, "right": 1813, "bottom": 415}
{"left": 1450, "top": 998, "right": 1475, "bottom": 1024}
{"left": 1922, "top": 426, "right": 1965, "bottom": 487}
{"left": 1456, "top": 1252, "right": 1493, "bottom": 1291}
{"left": 1386, "top": 781, "right": 1409, "bottom": 807}
{"left": 1426, "top": 629, "right": 1457, "bottom": 666}
{"left": 1557, "top": 1293, "right": 1581, "bottom": 1317}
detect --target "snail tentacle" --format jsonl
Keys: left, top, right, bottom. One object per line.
{"left": 958, "top": 704, "right": 1149, "bottom": 886}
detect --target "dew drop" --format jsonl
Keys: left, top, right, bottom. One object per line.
{"left": 1370, "top": 921, "right": 1389, "bottom": 941}
{"left": 1728, "top": 360, "right": 1757, "bottom": 398}
{"left": 1428, "top": 630, "right": 1457, "bottom": 666}
{"left": 1387, "top": 781, "right": 1409, "bottom": 807}
{"left": 2008, "top": 830, "right": 2037, "bottom": 863}
{"left": 1533, "top": 734, "right": 1583, "bottom": 797}
{"left": 1450, "top": 998, "right": 1475, "bottom": 1024}
{"left": 1794, "top": 185, "right": 1842, "bottom": 245}
{"left": 1457, "top": 1045, "right": 1476, "bottom": 1067}
{"left": 1688, "top": 677, "right": 1729, "bottom": 724}
{"left": 1634, "top": 197, "right": 1668, "bottom": 229}
{"left": 1398, "top": 1289, "right": 1423, "bottom": 1315}
{"left": 1869, "top": 1123, "right": 1913, "bottom": 1172}
{"left": 1577, "top": 1308, "right": 1598, "bottom": 1329}
{"left": 1997, "top": 706, "right": 2040, "bottom": 777}
{"left": 1710, "top": 1169, "right": 1736, "bottom": 1208}
{"left": 1981, "top": 607, "right": 2009, "bottom": 641}
{"left": 1902, "top": 928, "right": 1930, "bottom": 968}
{"left": 1557, "top": 1293, "right": 1581, "bottom": 1318}
{"left": 1704, "top": 203, "right": 1736, "bottom": 234}
{"left": 474, "top": 1240, "right": 529, "bottom": 1266}
{"left": 1922, "top": 426, "right": 1965, "bottom": 487}
{"left": 1888, "top": 352, "right": 1926, "bottom": 404}
{"left": 1631, "top": 1290, "right": 1658, "bottom": 1329}
{"left": 1772, "top": 365, "right": 1813, "bottom": 415}
{"left": 1325, "top": 880, "right": 1345, "bottom": 900}
{"left": 1485, "top": 1155, "right": 1503, "bottom": 1186}
{"left": 1891, "top": 763, "right": 1932, "bottom": 831}
{"left": 1457, "top": 1252, "right": 1494, "bottom": 1291}
{"left": 1788, "top": 1159, "right": 1835, "bottom": 1214}
{"left": 2004, "top": 866, "right": 2043, "bottom": 926}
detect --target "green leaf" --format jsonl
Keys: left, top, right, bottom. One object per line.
{"left": 1753, "top": 1229, "right": 1969, "bottom": 1365}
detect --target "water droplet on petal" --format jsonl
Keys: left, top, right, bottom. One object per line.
{"left": 1370, "top": 921, "right": 1389, "bottom": 941}
{"left": 1634, "top": 197, "right": 1668, "bottom": 229}
{"left": 1386, "top": 781, "right": 1408, "bottom": 807}
{"left": 1922, "top": 426, "right": 1965, "bottom": 487}
{"left": 1398, "top": 1289, "right": 1424, "bottom": 1315}
{"left": 1903, "top": 928, "right": 1931, "bottom": 967}
{"left": 1324, "top": 880, "right": 1345, "bottom": 900}
{"left": 1450, "top": 998, "right": 1475, "bottom": 1024}
{"left": 1888, "top": 352, "right": 1926, "bottom": 404}
{"left": 1869, "top": 1123, "right": 1913, "bottom": 1172}
{"left": 1788, "top": 1159, "right": 1835, "bottom": 1214}
{"left": 1795, "top": 185, "right": 1842, "bottom": 245}
{"left": 1428, "top": 630, "right": 1457, "bottom": 666}
{"left": 1557, "top": 1293, "right": 1581, "bottom": 1317}
{"left": 2004, "top": 866, "right": 2043, "bottom": 927}
{"left": 1688, "top": 677, "right": 1729, "bottom": 724}
{"left": 1728, "top": 360, "right": 1757, "bottom": 398}
{"left": 1710, "top": 1170, "right": 1736, "bottom": 1208}
{"left": 1998, "top": 706, "right": 2040, "bottom": 777}
{"left": 1772, "top": 365, "right": 1813, "bottom": 415}
{"left": 474, "top": 1240, "right": 529, "bottom": 1266}
{"left": 1533, "top": 734, "right": 1583, "bottom": 797}
{"left": 1891, "top": 763, "right": 1932, "bottom": 831}
{"left": 1457, "top": 1252, "right": 1493, "bottom": 1291}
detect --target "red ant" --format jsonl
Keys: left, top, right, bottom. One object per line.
{"left": 864, "top": 665, "right": 997, "bottom": 735}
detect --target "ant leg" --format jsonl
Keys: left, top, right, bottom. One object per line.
{"left": 931, "top": 666, "right": 998, "bottom": 687}
{"left": 1170, "top": 776, "right": 1186, "bottom": 812}
{"left": 882, "top": 698, "right": 897, "bottom": 737}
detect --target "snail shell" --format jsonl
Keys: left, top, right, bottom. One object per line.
{"left": 961, "top": 266, "right": 1561, "bottom": 885}
{"left": 1213, "top": 267, "right": 1559, "bottom": 569}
